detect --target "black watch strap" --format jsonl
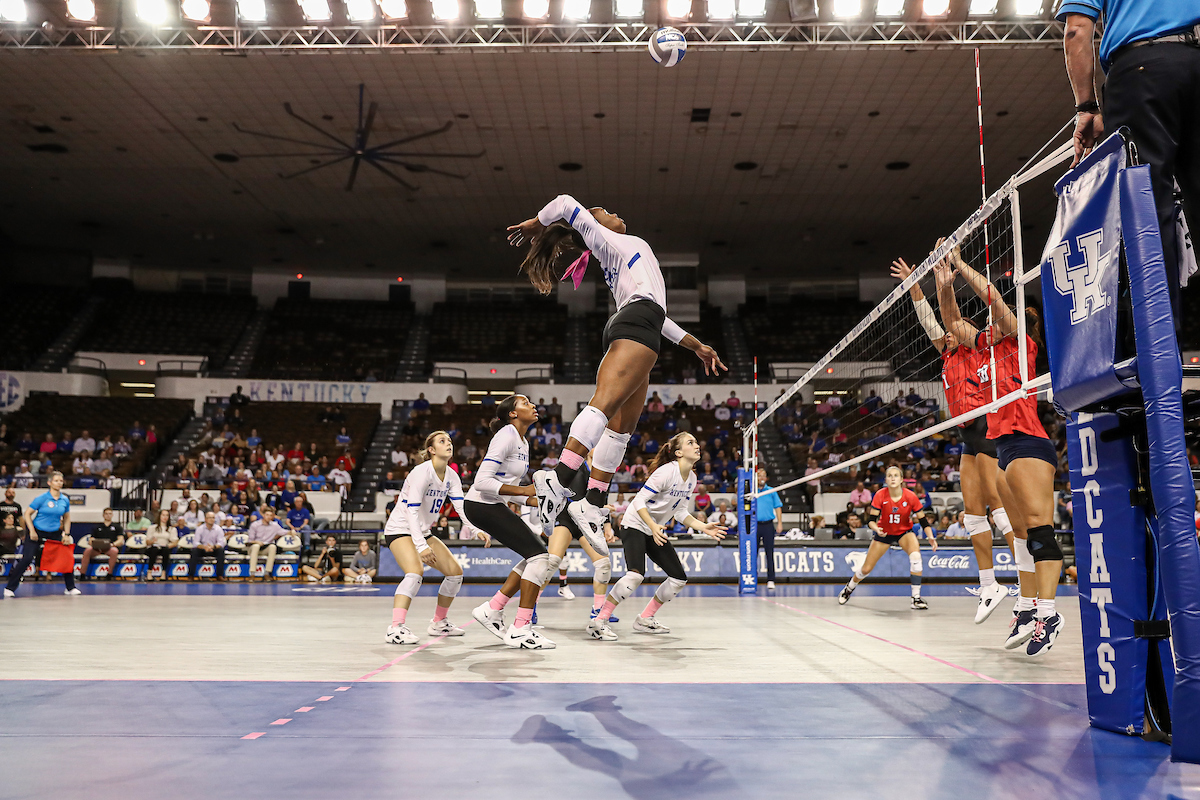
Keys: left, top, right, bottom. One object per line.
{"left": 1075, "top": 100, "right": 1101, "bottom": 113}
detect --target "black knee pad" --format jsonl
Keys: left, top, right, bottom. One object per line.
{"left": 1025, "top": 525, "right": 1062, "bottom": 562}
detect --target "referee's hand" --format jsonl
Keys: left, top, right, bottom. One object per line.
{"left": 1073, "top": 112, "right": 1104, "bottom": 167}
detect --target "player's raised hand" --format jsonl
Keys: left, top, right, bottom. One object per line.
{"left": 506, "top": 217, "right": 544, "bottom": 247}
{"left": 890, "top": 257, "right": 913, "bottom": 282}
{"left": 698, "top": 521, "right": 728, "bottom": 540}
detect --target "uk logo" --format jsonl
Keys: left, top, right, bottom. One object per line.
{"left": 1047, "top": 228, "right": 1111, "bottom": 325}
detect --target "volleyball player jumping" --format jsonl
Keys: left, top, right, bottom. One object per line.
{"left": 937, "top": 254, "right": 1065, "bottom": 656}
{"left": 838, "top": 465, "right": 937, "bottom": 610}
{"left": 892, "top": 251, "right": 1017, "bottom": 623}
{"left": 507, "top": 196, "right": 726, "bottom": 555}
{"left": 588, "top": 433, "right": 727, "bottom": 641}
{"left": 382, "top": 431, "right": 485, "bottom": 645}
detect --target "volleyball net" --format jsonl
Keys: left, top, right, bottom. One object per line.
{"left": 742, "top": 134, "right": 1075, "bottom": 500}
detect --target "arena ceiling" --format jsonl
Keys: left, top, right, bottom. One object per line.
{"left": 0, "top": 40, "right": 1075, "bottom": 281}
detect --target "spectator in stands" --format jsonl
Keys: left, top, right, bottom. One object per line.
{"left": 190, "top": 511, "right": 228, "bottom": 580}
{"left": 913, "top": 483, "right": 933, "bottom": 513}
{"left": 335, "top": 449, "right": 356, "bottom": 472}
{"left": 699, "top": 462, "right": 718, "bottom": 489}
{"left": 714, "top": 404, "right": 731, "bottom": 422}
{"left": 200, "top": 460, "right": 224, "bottom": 486}
{"left": 71, "top": 452, "right": 93, "bottom": 475}
{"left": 700, "top": 393, "right": 715, "bottom": 410}
{"left": 17, "top": 432, "right": 35, "bottom": 453}
{"left": 906, "top": 387, "right": 922, "bottom": 407}
{"left": 442, "top": 396, "right": 457, "bottom": 414}
{"left": 944, "top": 511, "right": 969, "bottom": 539}
{"left": 265, "top": 446, "right": 284, "bottom": 473}
{"left": 711, "top": 499, "right": 737, "bottom": 531}
{"left": 75, "top": 468, "right": 100, "bottom": 489}
{"left": 181, "top": 499, "right": 202, "bottom": 530}
{"left": 630, "top": 457, "right": 648, "bottom": 486}
{"left": 80, "top": 507, "right": 124, "bottom": 580}
{"left": 0, "top": 423, "right": 8, "bottom": 449}
{"left": 694, "top": 486, "right": 713, "bottom": 517}
{"left": 336, "top": 427, "right": 351, "bottom": 447}
{"left": 413, "top": 393, "right": 431, "bottom": 415}
{"left": 0, "top": 512, "right": 18, "bottom": 556}
{"left": 0, "top": 488, "right": 23, "bottom": 534}
{"left": 647, "top": 392, "right": 666, "bottom": 419}
{"left": 804, "top": 457, "right": 822, "bottom": 500}
{"left": 848, "top": 481, "right": 872, "bottom": 515}
{"left": 146, "top": 425, "right": 158, "bottom": 447}
{"left": 935, "top": 512, "right": 952, "bottom": 536}
{"left": 14, "top": 462, "right": 34, "bottom": 488}
{"left": 302, "top": 534, "right": 343, "bottom": 583}
{"left": 329, "top": 464, "right": 352, "bottom": 499}
{"left": 229, "top": 385, "right": 250, "bottom": 410}
{"left": 547, "top": 397, "right": 562, "bottom": 419}
{"left": 287, "top": 495, "right": 314, "bottom": 548}
{"left": 246, "top": 428, "right": 262, "bottom": 448}
{"left": 56, "top": 431, "right": 74, "bottom": 453}
{"left": 671, "top": 395, "right": 689, "bottom": 413}
{"left": 612, "top": 463, "right": 632, "bottom": 489}
{"left": 1057, "top": 491, "right": 1073, "bottom": 529}
{"left": 129, "top": 421, "right": 145, "bottom": 441}
{"left": 390, "top": 444, "right": 409, "bottom": 468}
{"left": 278, "top": 480, "right": 299, "bottom": 512}
{"left": 39, "top": 433, "right": 57, "bottom": 455}
{"left": 287, "top": 442, "right": 305, "bottom": 463}
{"left": 382, "top": 471, "right": 402, "bottom": 496}
{"left": 344, "top": 539, "right": 377, "bottom": 582}
{"left": 145, "top": 509, "right": 178, "bottom": 580}
{"left": 73, "top": 430, "right": 96, "bottom": 456}
{"left": 126, "top": 507, "right": 149, "bottom": 535}
{"left": 93, "top": 449, "right": 113, "bottom": 476}
{"left": 246, "top": 507, "right": 286, "bottom": 581}
{"left": 676, "top": 411, "right": 693, "bottom": 435}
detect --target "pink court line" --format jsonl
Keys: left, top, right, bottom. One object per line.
{"left": 241, "top": 732, "right": 265, "bottom": 740}
{"left": 270, "top": 718, "right": 291, "bottom": 725}
{"left": 295, "top": 707, "right": 315, "bottom": 713}
{"left": 336, "top": 686, "right": 351, "bottom": 691}
{"left": 316, "top": 696, "right": 333, "bottom": 702}
{"left": 354, "top": 619, "right": 476, "bottom": 683}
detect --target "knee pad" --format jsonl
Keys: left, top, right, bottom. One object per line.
{"left": 438, "top": 573, "right": 463, "bottom": 598}
{"left": 908, "top": 551, "right": 923, "bottom": 574}
{"left": 568, "top": 405, "right": 610, "bottom": 451}
{"left": 655, "top": 576, "right": 688, "bottom": 603}
{"left": 396, "top": 572, "right": 423, "bottom": 599}
{"left": 1026, "top": 525, "right": 1063, "bottom": 563}
{"left": 510, "top": 559, "right": 528, "bottom": 579}
{"left": 991, "top": 507, "right": 1013, "bottom": 536}
{"left": 610, "top": 571, "right": 644, "bottom": 604}
{"left": 1014, "top": 537, "right": 1035, "bottom": 573}
{"left": 544, "top": 553, "right": 563, "bottom": 587}
{"left": 523, "top": 553, "right": 553, "bottom": 587}
{"left": 963, "top": 514, "right": 991, "bottom": 538}
{"left": 592, "top": 428, "right": 631, "bottom": 474}
{"left": 592, "top": 556, "right": 611, "bottom": 586}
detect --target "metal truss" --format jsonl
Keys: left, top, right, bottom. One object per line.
{"left": 0, "top": 19, "right": 1064, "bottom": 51}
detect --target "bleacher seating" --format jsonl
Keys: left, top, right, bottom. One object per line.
{"left": 250, "top": 297, "right": 414, "bottom": 381}
{"left": 740, "top": 297, "right": 875, "bottom": 366}
{"left": 0, "top": 396, "right": 193, "bottom": 481}
{"left": 0, "top": 283, "right": 88, "bottom": 370}
{"left": 567, "top": 303, "right": 729, "bottom": 384}
{"left": 427, "top": 298, "right": 566, "bottom": 371}
{"left": 79, "top": 282, "right": 256, "bottom": 371}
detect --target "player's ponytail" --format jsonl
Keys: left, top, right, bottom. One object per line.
{"left": 490, "top": 396, "right": 519, "bottom": 434}
{"left": 520, "top": 221, "right": 586, "bottom": 295}
{"left": 648, "top": 432, "right": 692, "bottom": 474}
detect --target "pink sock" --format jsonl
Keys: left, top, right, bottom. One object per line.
{"left": 598, "top": 600, "right": 617, "bottom": 622}
{"left": 559, "top": 449, "right": 585, "bottom": 471}
{"left": 593, "top": 593, "right": 607, "bottom": 609}
{"left": 642, "top": 598, "right": 664, "bottom": 618}
{"left": 587, "top": 477, "right": 609, "bottom": 493}
{"left": 489, "top": 591, "right": 512, "bottom": 611}
{"left": 515, "top": 607, "right": 534, "bottom": 628}
{"left": 433, "top": 605, "right": 449, "bottom": 622}
{"left": 392, "top": 607, "right": 407, "bottom": 626}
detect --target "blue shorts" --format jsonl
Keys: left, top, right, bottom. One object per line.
{"left": 996, "top": 432, "right": 1057, "bottom": 471}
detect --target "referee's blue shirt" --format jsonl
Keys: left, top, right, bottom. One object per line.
{"left": 1056, "top": 0, "right": 1200, "bottom": 70}
{"left": 28, "top": 491, "right": 70, "bottom": 533}
{"left": 757, "top": 487, "right": 782, "bottom": 523}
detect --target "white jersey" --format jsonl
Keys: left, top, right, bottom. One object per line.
{"left": 383, "top": 460, "right": 466, "bottom": 552}
{"left": 465, "top": 424, "right": 530, "bottom": 505}
{"left": 537, "top": 194, "right": 686, "bottom": 344}
{"left": 620, "top": 462, "right": 697, "bottom": 536}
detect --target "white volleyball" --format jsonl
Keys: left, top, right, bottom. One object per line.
{"left": 648, "top": 26, "right": 687, "bottom": 67}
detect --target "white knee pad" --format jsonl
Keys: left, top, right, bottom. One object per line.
{"left": 963, "top": 513, "right": 991, "bottom": 538}
{"left": 654, "top": 576, "right": 688, "bottom": 603}
{"left": 543, "top": 554, "right": 563, "bottom": 587}
{"left": 568, "top": 405, "right": 610, "bottom": 451}
{"left": 592, "top": 556, "right": 611, "bottom": 586}
{"left": 1014, "top": 537, "right": 1035, "bottom": 573}
{"left": 395, "top": 572, "right": 422, "bottom": 599}
{"left": 592, "top": 428, "right": 631, "bottom": 474}
{"left": 510, "top": 559, "right": 528, "bottom": 579}
{"left": 523, "top": 553, "right": 553, "bottom": 587}
{"left": 991, "top": 507, "right": 1013, "bottom": 536}
{"left": 610, "top": 571, "right": 644, "bottom": 604}
{"left": 908, "top": 551, "right": 923, "bottom": 574}
{"left": 438, "top": 573, "right": 463, "bottom": 598}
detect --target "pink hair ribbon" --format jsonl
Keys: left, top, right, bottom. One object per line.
{"left": 561, "top": 250, "right": 591, "bottom": 289}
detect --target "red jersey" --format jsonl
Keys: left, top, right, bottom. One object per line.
{"left": 871, "top": 488, "right": 923, "bottom": 536}
{"left": 941, "top": 345, "right": 985, "bottom": 419}
{"left": 976, "top": 330, "right": 1047, "bottom": 440}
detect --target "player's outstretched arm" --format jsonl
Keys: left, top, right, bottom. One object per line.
{"left": 951, "top": 248, "right": 1017, "bottom": 338}
{"left": 891, "top": 256, "right": 946, "bottom": 351}
{"left": 934, "top": 259, "right": 979, "bottom": 347}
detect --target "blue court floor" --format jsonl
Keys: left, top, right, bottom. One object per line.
{"left": 1, "top": 581, "right": 1197, "bottom": 800}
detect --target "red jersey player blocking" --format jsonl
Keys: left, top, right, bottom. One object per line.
{"left": 839, "top": 465, "right": 938, "bottom": 610}
{"left": 893, "top": 247, "right": 1017, "bottom": 624}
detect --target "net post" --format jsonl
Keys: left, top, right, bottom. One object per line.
{"left": 1011, "top": 188, "right": 1029, "bottom": 385}
{"left": 738, "top": 417, "right": 758, "bottom": 595}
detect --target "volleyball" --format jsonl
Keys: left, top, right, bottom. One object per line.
{"left": 648, "top": 27, "right": 687, "bottom": 68}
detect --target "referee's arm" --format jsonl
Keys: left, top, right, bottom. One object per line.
{"left": 1062, "top": 12, "right": 1103, "bottom": 165}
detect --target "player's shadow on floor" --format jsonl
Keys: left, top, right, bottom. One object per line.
{"left": 512, "top": 695, "right": 735, "bottom": 799}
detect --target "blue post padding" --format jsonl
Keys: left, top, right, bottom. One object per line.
{"left": 1122, "top": 164, "right": 1200, "bottom": 763}
{"left": 1066, "top": 412, "right": 1149, "bottom": 735}
{"left": 1040, "top": 134, "right": 1127, "bottom": 411}
{"left": 737, "top": 468, "right": 757, "bottom": 595}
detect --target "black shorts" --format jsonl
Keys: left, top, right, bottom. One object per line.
{"left": 871, "top": 532, "right": 912, "bottom": 546}
{"left": 602, "top": 298, "right": 666, "bottom": 355}
{"left": 960, "top": 416, "right": 998, "bottom": 458}
{"left": 996, "top": 432, "right": 1058, "bottom": 471}
{"left": 463, "top": 500, "right": 547, "bottom": 560}
{"left": 383, "top": 530, "right": 411, "bottom": 547}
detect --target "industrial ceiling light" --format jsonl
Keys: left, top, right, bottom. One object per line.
{"left": 180, "top": 0, "right": 210, "bottom": 20}
{"left": 0, "top": 0, "right": 26, "bottom": 21}
{"left": 740, "top": 0, "right": 766, "bottom": 15}
{"left": 832, "top": 0, "right": 860, "bottom": 17}
{"left": 379, "top": 0, "right": 406, "bottom": 16}
{"left": 967, "top": 0, "right": 996, "bottom": 13}
{"left": 431, "top": 0, "right": 460, "bottom": 19}
{"left": 665, "top": 0, "right": 690, "bottom": 16}
{"left": 523, "top": 0, "right": 548, "bottom": 17}
{"left": 345, "top": 0, "right": 377, "bottom": 20}
{"left": 1012, "top": 0, "right": 1042, "bottom": 15}
{"left": 66, "top": 0, "right": 96, "bottom": 21}
{"left": 874, "top": 0, "right": 903, "bottom": 16}
{"left": 299, "top": 0, "right": 331, "bottom": 19}
{"left": 237, "top": 0, "right": 268, "bottom": 21}
{"left": 474, "top": 0, "right": 501, "bottom": 16}
{"left": 136, "top": 0, "right": 171, "bottom": 24}
{"left": 922, "top": 0, "right": 948, "bottom": 15}
{"left": 614, "top": 0, "right": 642, "bottom": 17}
{"left": 562, "top": 0, "right": 589, "bottom": 16}
{"left": 707, "top": 0, "right": 734, "bottom": 19}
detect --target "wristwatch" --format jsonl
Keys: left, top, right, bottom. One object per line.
{"left": 1075, "top": 100, "right": 1101, "bottom": 114}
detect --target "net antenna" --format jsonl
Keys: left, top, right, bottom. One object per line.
{"left": 750, "top": 125, "right": 1076, "bottom": 503}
